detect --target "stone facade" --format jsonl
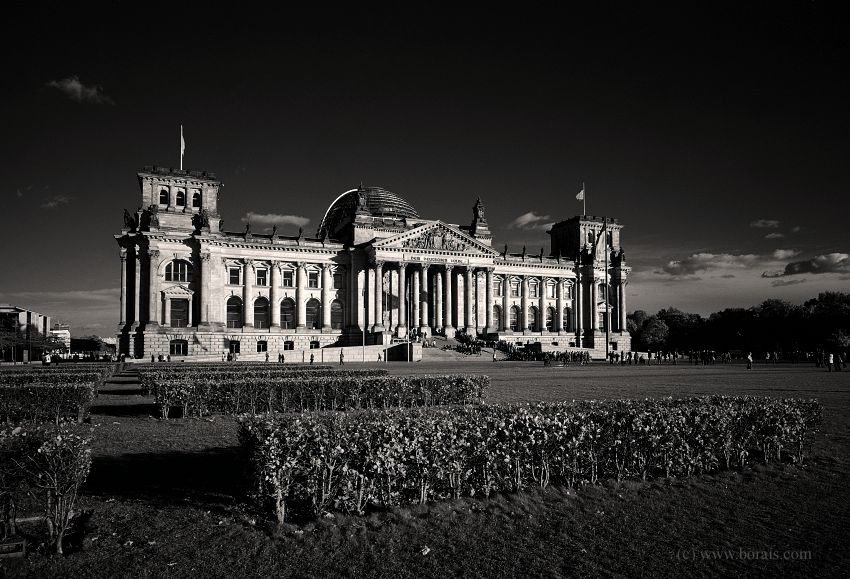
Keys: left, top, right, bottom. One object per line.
{"left": 115, "top": 166, "right": 630, "bottom": 359}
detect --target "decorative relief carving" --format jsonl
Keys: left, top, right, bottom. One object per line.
{"left": 402, "top": 229, "right": 467, "bottom": 251}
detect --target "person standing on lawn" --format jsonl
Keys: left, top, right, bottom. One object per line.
{"left": 826, "top": 352, "right": 833, "bottom": 372}
{"left": 746, "top": 352, "right": 753, "bottom": 370}
{"left": 339, "top": 350, "right": 344, "bottom": 365}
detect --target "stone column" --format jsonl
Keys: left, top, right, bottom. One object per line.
{"left": 539, "top": 277, "right": 546, "bottom": 333}
{"left": 200, "top": 252, "right": 211, "bottom": 326}
{"left": 132, "top": 251, "right": 141, "bottom": 327}
{"left": 397, "top": 262, "right": 407, "bottom": 336}
{"left": 465, "top": 268, "right": 474, "bottom": 333}
{"left": 501, "top": 275, "right": 509, "bottom": 331}
{"left": 576, "top": 271, "right": 583, "bottom": 347}
{"left": 373, "top": 261, "right": 384, "bottom": 332}
{"left": 419, "top": 264, "right": 430, "bottom": 333}
{"left": 556, "top": 278, "right": 564, "bottom": 335}
{"left": 521, "top": 276, "right": 529, "bottom": 332}
{"left": 590, "top": 275, "right": 598, "bottom": 331}
{"left": 270, "top": 262, "right": 280, "bottom": 327}
{"left": 296, "top": 262, "right": 306, "bottom": 329}
{"left": 321, "top": 263, "right": 332, "bottom": 330}
{"left": 483, "top": 268, "right": 494, "bottom": 334}
{"left": 412, "top": 267, "right": 420, "bottom": 333}
{"left": 444, "top": 265, "right": 454, "bottom": 334}
{"left": 243, "top": 259, "right": 254, "bottom": 328}
{"left": 119, "top": 248, "right": 127, "bottom": 325}
{"left": 187, "top": 296, "right": 193, "bottom": 326}
{"left": 164, "top": 296, "right": 171, "bottom": 327}
{"left": 619, "top": 279, "right": 627, "bottom": 332}
{"left": 148, "top": 249, "right": 160, "bottom": 326}
{"left": 435, "top": 269, "right": 443, "bottom": 329}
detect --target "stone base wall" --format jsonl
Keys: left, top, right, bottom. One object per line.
{"left": 493, "top": 330, "right": 631, "bottom": 360}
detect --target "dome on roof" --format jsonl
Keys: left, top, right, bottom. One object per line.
{"left": 317, "top": 186, "right": 419, "bottom": 239}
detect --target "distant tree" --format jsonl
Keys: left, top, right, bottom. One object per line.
{"left": 641, "top": 317, "right": 669, "bottom": 351}
{"left": 657, "top": 308, "right": 704, "bottom": 351}
{"left": 627, "top": 310, "right": 650, "bottom": 350}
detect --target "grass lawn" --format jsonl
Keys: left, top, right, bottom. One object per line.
{"left": 4, "top": 361, "right": 850, "bottom": 578}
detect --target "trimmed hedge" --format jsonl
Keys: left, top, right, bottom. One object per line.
{"left": 239, "top": 396, "right": 822, "bottom": 523}
{"left": 155, "top": 374, "right": 488, "bottom": 419}
{"left": 0, "top": 383, "right": 96, "bottom": 424}
{"left": 138, "top": 367, "right": 385, "bottom": 396}
{"left": 0, "top": 422, "right": 93, "bottom": 554}
{"left": 0, "top": 371, "right": 106, "bottom": 388}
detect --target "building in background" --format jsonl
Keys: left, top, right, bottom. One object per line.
{"left": 50, "top": 323, "right": 71, "bottom": 352}
{"left": 0, "top": 304, "right": 52, "bottom": 363}
{"left": 115, "top": 166, "right": 630, "bottom": 359}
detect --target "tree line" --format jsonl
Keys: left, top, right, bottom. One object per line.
{"left": 627, "top": 291, "right": 850, "bottom": 356}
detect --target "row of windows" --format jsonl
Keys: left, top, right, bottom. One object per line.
{"left": 159, "top": 188, "right": 202, "bottom": 208}
{"left": 494, "top": 305, "right": 573, "bottom": 332}
{"left": 225, "top": 296, "right": 344, "bottom": 330}
{"left": 169, "top": 338, "right": 322, "bottom": 356}
{"left": 494, "top": 279, "right": 575, "bottom": 299}
{"left": 228, "top": 267, "right": 344, "bottom": 289}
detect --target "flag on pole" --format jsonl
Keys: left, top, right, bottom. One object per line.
{"left": 180, "top": 125, "right": 185, "bottom": 169}
{"left": 576, "top": 184, "right": 585, "bottom": 201}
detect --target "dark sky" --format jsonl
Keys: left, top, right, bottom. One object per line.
{"left": 1, "top": 4, "right": 848, "bottom": 335}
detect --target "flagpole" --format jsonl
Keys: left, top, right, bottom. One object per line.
{"left": 604, "top": 216, "right": 609, "bottom": 361}
{"left": 180, "top": 125, "right": 184, "bottom": 170}
{"left": 583, "top": 181, "right": 586, "bottom": 216}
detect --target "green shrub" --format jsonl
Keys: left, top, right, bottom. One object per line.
{"left": 155, "top": 374, "right": 488, "bottom": 419}
{"left": 239, "top": 396, "right": 822, "bottom": 524}
{"left": 0, "top": 422, "right": 93, "bottom": 554}
{"left": 0, "top": 383, "right": 97, "bottom": 424}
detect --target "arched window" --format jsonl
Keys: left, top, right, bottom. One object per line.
{"left": 280, "top": 298, "right": 295, "bottom": 329}
{"left": 159, "top": 189, "right": 169, "bottom": 205}
{"left": 546, "top": 307, "right": 556, "bottom": 332}
{"left": 331, "top": 300, "right": 344, "bottom": 329}
{"left": 509, "top": 306, "right": 520, "bottom": 332}
{"left": 492, "top": 304, "right": 502, "bottom": 329}
{"left": 192, "top": 191, "right": 201, "bottom": 208}
{"left": 563, "top": 307, "right": 572, "bottom": 331}
{"left": 254, "top": 297, "right": 270, "bottom": 329}
{"left": 305, "top": 298, "right": 321, "bottom": 329}
{"left": 226, "top": 297, "right": 243, "bottom": 328}
{"left": 165, "top": 260, "right": 190, "bottom": 282}
{"left": 528, "top": 306, "right": 539, "bottom": 332}
{"left": 176, "top": 190, "right": 186, "bottom": 206}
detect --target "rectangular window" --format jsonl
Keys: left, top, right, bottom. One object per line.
{"left": 229, "top": 267, "right": 241, "bottom": 285}
{"left": 282, "top": 270, "right": 294, "bottom": 287}
{"left": 256, "top": 269, "right": 268, "bottom": 286}
{"left": 170, "top": 299, "right": 189, "bottom": 328}
{"left": 495, "top": 279, "right": 503, "bottom": 297}
{"left": 283, "top": 340, "right": 294, "bottom": 351}
{"left": 546, "top": 284, "right": 555, "bottom": 299}
{"left": 256, "top": 340, "right": 268, "bottom": 353}
{"left": 309, "top": 340, "right": 320, "bottom": 349}
{"left": 229, "top": 340, "right": 241, "bottom": 354}
{"left": 510, "top": 281, "right": 520, "bottom": 298}
{"left": 308, "top": 271, "right": 319, "bottom": 288}
{"left": 333, "top": 273, "right": 343, "bottom": 289}
{"left": 530, "top": 284, "right": 538, "bottom": 298}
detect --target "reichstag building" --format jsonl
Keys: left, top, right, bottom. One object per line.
{"left": 115, "top": 166, "right": 631, "bottom": 359}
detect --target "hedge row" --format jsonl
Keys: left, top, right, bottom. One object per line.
{"left": 139, "top": 367, "right": 388, "bottom": 396}
{"left": 239, "top": 396, "right": 822, "bottom": 523}
{"left": 155, "top": 374, "right": 489, "bottom": 419}
{"left": 0, "top": 370, "right": 107, "bottom": 388}
{"left": 0, "top": 422, "right": 93, "bottom": 554}
{"left": 0, "top": 383, "right": 96, "bottom": 424}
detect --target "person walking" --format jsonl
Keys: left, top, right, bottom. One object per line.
{"left": 339, "top": 350, "right": 345, "bottom": 365}
{"left": 746, "top": 352, "right": 753, "bottom": 370}
{"left": 265, "top": 352, "right": 269, "bottom": 363}
{"left": 827, "top": 352, "right": 834, "bottom": 372}
{"left": 310, "top": 353, "right": 315, "bottom": 365}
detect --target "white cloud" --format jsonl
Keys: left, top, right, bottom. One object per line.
{"left": 791, "top": 226, "right": 802, "bottom": 233}
{"left": 750, "top": 219, "right": 780, "bottom": 229}
{"left": 41, "top": 194, "right": 72, "bottom": 209}
{"left": 655, "top": 252, "right": 761, "bottom": 280}
{"left": 508, "top": 211, "right": 554, "bottom": 230}
{"left": 764, "top": 232, "right": 784, "bottom": 239}
{"left": 763, "top": 252, "right": 850, "bottom": 278}
{"left": 772, "top": 249, "right": 801, "bottom": 260}
{"left": 45, "top": 76, "right": 115, "bottom": 104}
{"left": 241, "top": 212, "right": 310, "bottom": 229}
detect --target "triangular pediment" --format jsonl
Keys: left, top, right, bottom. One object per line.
{"left": 161, "top": 284, "right": 194, "bottom": 297}
{"left": 372, "top": 221, "right": 498, "bottom": 255}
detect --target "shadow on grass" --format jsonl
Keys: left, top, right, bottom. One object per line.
{"left": 89, "top": 402, "right": 160, "bottom": 417}
{"left": 85, "top": 447, "right": 248, "bottom": 510}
